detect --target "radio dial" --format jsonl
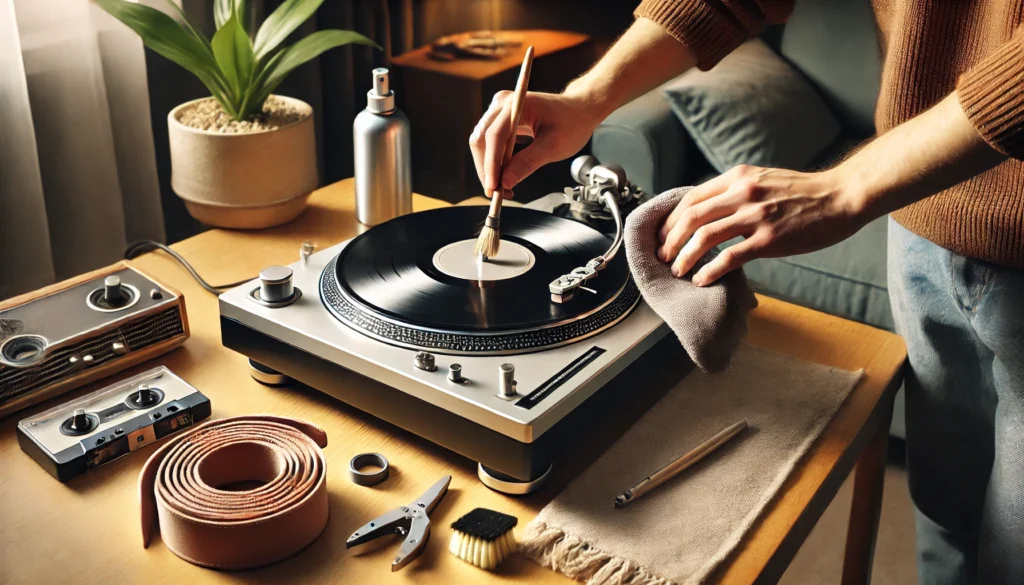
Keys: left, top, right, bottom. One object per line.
{"left": 104, "top": 275, "right": 125, "bottom": 305}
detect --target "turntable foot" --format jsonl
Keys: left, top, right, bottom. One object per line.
{"left": 248, "top": 359, "right": 293, "bottom": 386}
{"left": 478, "top": 463, "right": 552, "bottom": 495}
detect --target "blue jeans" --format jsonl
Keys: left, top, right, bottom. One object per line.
{"left": 888, "top": 218, "right": 1024, "bottom": 585}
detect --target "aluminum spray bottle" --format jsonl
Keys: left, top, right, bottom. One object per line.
{"left": 353, "top": 68, "right": 412, "bottom": 225}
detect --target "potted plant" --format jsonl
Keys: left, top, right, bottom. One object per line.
{"left": 96, "top": 0, "right": 378, "bottom": 229}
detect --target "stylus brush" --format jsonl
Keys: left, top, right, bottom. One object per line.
{"left": 449, "top": 508, "right": 519, "bottom": 570}
{"left": 475, "top": 46, "right": 534, "bottom": 261}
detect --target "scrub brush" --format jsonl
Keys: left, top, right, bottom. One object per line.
{"left": 475, "top": 46, "right": 534, "bottom": 260}
{"left": 449, "top": 508, "right": 518, "bottom": 570}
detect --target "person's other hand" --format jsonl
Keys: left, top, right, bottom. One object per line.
{"left": 469, "top": 90, "right": 603, "bottom": 198}
{"left": 657, "top": 165, "right": 869, "bottom": 286}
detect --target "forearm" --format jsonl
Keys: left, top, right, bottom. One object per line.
{"left": 563, "top": 17, "right": 696, "bottom": 122}
{"left": 835, "top": 92, "right": 1006, "bottom": 219}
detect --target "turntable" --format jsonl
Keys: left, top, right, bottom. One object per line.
{"left": 219, "top": 157, "right": 685, "bottom": 494}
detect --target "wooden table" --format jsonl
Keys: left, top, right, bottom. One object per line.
{"left": 391, "top": 30, "right": 594, "bottom": 203}
{"left": 0, "top": 179, "right": 905, "bottom": 585}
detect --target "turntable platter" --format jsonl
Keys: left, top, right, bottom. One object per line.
{"left": 320, "top": 207, "right": 641, "bottom": 355}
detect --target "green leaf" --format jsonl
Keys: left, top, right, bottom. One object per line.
{"left": 211, "top": 10, "right": 254, "bottom": 99}
{"left": 254, "top": 29, "right": 378, "bottom": 105}
{"left": 160, "top": 0, "right": 211, "bottom": 49}
{"left": 252, "top": 0, "right": 324, "bottom": 59}
{"left": 214, "top": 0, "right": 251, "bottom": 33}
{"left": 94, "top": 0, "right": 231, "bottom": 105}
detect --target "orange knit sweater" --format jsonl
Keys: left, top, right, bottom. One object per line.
{"left": 636, "top": 0, "right": 1024, "bottom": 268}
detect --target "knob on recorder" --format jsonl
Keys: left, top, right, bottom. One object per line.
{"left": 87, "top": 273, "right": 139, "bottom": 312}
{"left": 60, "top": 408, "right": 97, "bottom": 436}
{"left": 103, "top": 275, "right": 124, "bottom": 305}
{"left": 126, "top": 384, "right": 164, "bottom": 410}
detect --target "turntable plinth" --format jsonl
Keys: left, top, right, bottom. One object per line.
{"left": 1, "top": 178, "right": 906, "bottom": 585}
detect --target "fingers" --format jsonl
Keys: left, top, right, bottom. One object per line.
{"left": 691, "top": 235, "right": 765, "bottom": 286}
{"left": 500, "top": 137, "right": 555, "bottom": 192}
{"left": 469, "top": 91, "right": 512, "bottom": 194}
{"left": 659, "top": 165, "right": 758, "bottom": 242}
{"left": 669, "top": 216, "right": 750, "bottom": 277}
{"left": 469, "top": 93, "right": 507, "bottom": 189}
{"left": 657, "top": 187, "right": 747, "bottom": 263}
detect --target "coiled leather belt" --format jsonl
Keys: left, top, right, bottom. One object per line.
{"left": 139, "top": 415, "right": 329, "bottom": 569}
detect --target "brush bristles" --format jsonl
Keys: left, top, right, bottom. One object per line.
{"left": 475, "top": 225, "right": 501, "bottom": 258}
{"left": 449, "top": 529, "right": 517, "bottom": 570}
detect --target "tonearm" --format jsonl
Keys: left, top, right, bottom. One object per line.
{"left": 548, "top": 156, "right": 643, "bottom": 303}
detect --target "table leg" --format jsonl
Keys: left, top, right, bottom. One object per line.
{"left": 840, "top": 407, "right": 893, "bottom": 585}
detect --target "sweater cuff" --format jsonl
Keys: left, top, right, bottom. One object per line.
{"left": 957, "top": 31, "right": 1024, "bottom": 160}
{"left": 634, "top": 0, "right": 748, "bottom": 71}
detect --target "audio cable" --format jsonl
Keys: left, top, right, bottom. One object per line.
{"left": 124, "top": 240, "right": 253, "bottom": 295}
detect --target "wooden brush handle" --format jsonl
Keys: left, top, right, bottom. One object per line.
{"left": 490, "top": 45, "right": 534, "bottom": 214}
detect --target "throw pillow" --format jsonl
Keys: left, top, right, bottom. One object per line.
{"left": 660, "top": 39, "right": 841, "bottom": 173}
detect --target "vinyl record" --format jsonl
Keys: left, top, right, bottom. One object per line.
{"left": 319, "top": 206, "right": 640, "bottom": 354}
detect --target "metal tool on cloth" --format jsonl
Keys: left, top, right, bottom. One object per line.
{"left": 345, "top": 475, "right": 452, "bottom": 571}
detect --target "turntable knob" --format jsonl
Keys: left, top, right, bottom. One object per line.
{"left": 448, "top": 363, "right": 464, "bottom": 383}
{"left": 103, "top": 275, "right": 125, "bottom": 305}
{"left": 70, "top": 409, "right": 89, "bottom": 433}
{"left": 497, "top": 364, "right": 517, "bottom": 399}
{"left": 259, "top": 266, "right": 295, "bottom": 303}
{"left": 414, "top": 351, "right": 437, "bottom": 372}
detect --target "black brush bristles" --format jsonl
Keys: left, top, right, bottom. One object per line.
{"left": 449, "top": 508, "right": 518, "bottom": 570}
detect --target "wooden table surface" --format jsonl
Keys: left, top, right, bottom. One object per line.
{"left": 0, "top": 179, "right": 906, "bottom": 585}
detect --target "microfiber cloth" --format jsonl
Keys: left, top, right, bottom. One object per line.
{"left": 624, "top": 187, "right": 758, "bottom": 373}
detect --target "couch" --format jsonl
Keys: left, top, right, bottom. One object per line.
{"left": 590, "top": 0, "right": 907, "bottom": 437}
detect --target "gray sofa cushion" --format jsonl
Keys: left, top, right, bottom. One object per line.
{"left": 729, "top": 216, "right": 893, "bottom": 331}
{"left": 779, "top": 0, "right": 881, "bottom": 138}
{"left": 660, "top": 39, "right": 841, "bottom": 174}
{"left": 591, "top": 88, "right": 696, "bottom": 196}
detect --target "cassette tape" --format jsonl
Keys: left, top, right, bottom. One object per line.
{"left": 16, "top": 366, "right": 211, "bottom": 482}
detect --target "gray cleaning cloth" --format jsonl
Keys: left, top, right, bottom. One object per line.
{"left": 520, "top": 344, "right": 864, "bottom": 585}
{"left": 624, "top": 188, "right": 758, "bottom": 372}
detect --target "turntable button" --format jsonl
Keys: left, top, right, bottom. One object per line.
{"left": 414, "top": 351, "right": 437, "bottom": 372}
{"left": 498, "top": 364, "right": 517, "bottom": 399}
{"left": 448, "top": 364, "right": 465, "bottom": 383}
{"left": 68, "top": 355, "right": 82, "bottom": 370}
{"left": 82, "top": 354, "right": 95, "bottom": 366}
{"left": 111, "top": 341, "right": 127, "bottom": 356}
{"left": 259, "top": 266, "right": 295, "bottom": 303}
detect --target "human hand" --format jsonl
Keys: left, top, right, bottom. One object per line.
{"left": 657, "top": 165, "right": 869, "bottom": 286}
{"left": 469, "top": 90, "right": 604, "bottom": 198}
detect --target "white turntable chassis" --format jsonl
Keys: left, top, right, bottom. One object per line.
{"left": 219, "top": 240, "right": 670, "bottom": 443}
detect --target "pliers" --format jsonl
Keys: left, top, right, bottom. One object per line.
{"left": 345, "top": 475, "right": 452, "bottom": 571}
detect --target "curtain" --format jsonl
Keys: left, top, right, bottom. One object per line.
{"left": 0, "top": 0, "right": 164, "bottom": 301}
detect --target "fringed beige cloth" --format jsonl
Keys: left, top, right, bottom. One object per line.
{"left": 520, "top": 345, "right": 863, "bottom": 585}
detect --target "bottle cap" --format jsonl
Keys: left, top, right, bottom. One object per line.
{"left": 366, "top": 68, "right": 395, "bottom": 114}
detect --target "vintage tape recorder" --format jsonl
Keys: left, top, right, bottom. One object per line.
{"left": 17, "top": 366, "right": 211, "bottom": 481}
{"left": 0, "top": 261, "right": 189, "bottom": 418}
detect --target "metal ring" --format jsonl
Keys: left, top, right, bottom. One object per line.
{"left": 477, "top": 462, "right": 552, "bottom": 495}
{"left": 247, "top": 286, "right": 302, "bottom": 308}
{"left": 349, "top": 453, "right": 390, "bottom": 486}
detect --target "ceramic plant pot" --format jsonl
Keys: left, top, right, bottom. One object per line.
{"left": 167, "top": 95, "right": 318, "bottom": 229}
